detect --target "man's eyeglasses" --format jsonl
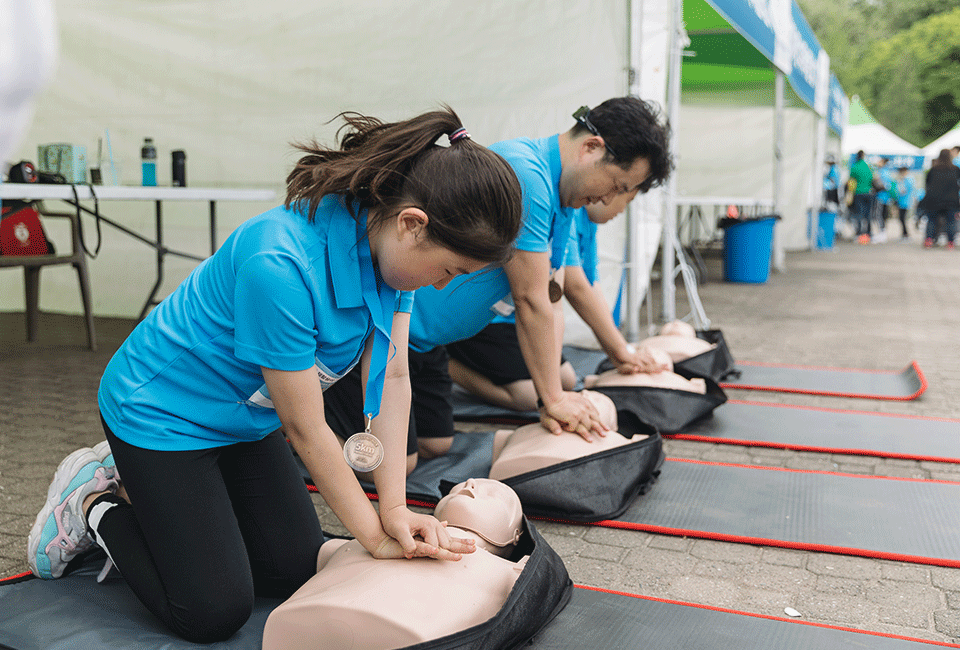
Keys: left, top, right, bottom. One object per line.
{"left": 573, "top": 106, "right": 619, "bottom": 160}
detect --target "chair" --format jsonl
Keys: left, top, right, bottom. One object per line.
{"left": 0, "top": 203, "right": 96, "bottom": 350}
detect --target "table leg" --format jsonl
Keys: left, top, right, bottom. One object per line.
{"left": 209, "top": 201, "right": 217, "bottom": 255}
{"left": 138, "top": 200, "right": 165, "bottom": 321}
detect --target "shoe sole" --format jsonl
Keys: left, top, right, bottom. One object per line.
{"left": 27, "top": 448, "right": 102, "bottom": 579}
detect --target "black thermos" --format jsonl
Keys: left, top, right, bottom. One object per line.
{"left": 171, "top": 150, "right": 186, "bottom": 187}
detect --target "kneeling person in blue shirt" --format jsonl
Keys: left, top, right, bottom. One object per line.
{"left": 28, "top": 108, "right": 522, "bottom": 644}
{"left": 324, "top": 97, "right": 672, "bottom": 460}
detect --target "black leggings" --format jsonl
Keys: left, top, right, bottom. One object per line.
{"left": 98, "top": 419, "right": 324, "bottom": 643}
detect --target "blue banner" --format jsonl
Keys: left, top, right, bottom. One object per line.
{"left": 787, "top": 1, "right": 819, "bottom": 110}
{"left": 849, "top": 154, "right": 925, "bottom": 172}
{"left": 827, "top": 74, "right": 845, "bottom": 138}
{"left": 707, "top": 0, "right": 776, "bottom": 64}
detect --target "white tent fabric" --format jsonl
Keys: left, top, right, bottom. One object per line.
{"left": 922, "top": 122, "right": 960, "bottom": 159}
{"left": 842, "top": 123, "right": 923, "bottom": 159}
{"left": 3, "top": 0, "right": 667, "bottom": 323}
{"left": 0, "top": 0, "right": 58, "bottom": 163}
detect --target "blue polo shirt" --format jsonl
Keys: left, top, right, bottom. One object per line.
{"left": 564, "top": 208, "right": 599, "bottom": 285}
{"left": 99, "top": 196, "right": 413, "bottom": 451}
{"left": 408, "top": 135, "right": 574, "bottom": 351}
{"left": 492, "top": 207, "right": 597, "bottom": 326}
{"left": 877, "top": 166, "right": 894, "bottom": 203}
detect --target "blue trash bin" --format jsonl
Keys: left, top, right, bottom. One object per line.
{"left": 721, "top": 215, "right": 778, "bottom": 283}
{"left": 816, "top": 211, "right": 836, "bottom": 250}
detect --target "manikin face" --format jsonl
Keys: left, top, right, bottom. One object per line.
{"left": 434, "top": 478, "right": 523, "bottom": 550}
{"left": 560, "top": 138, "right": 651, "bottom": 209}
{"left": 374, "top": 208, "right": 488, "bottom": 293}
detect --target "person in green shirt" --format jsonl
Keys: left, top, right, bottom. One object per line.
{"left": 849, "top": 150, "right": 874, "bottom": 238}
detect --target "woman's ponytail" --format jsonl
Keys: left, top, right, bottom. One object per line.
{"left": 285, "top": 106, "right": 521, "bottom": 264}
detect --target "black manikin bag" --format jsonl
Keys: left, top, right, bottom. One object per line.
{"left": 596, "top": 329, "right": 737, "bottom": 383}
{"left": 589, "top": 369, "right": 728, "bottom": 435}
{"left": 498, "top": 411, "right": 665, "bottom": 523}
{"left": 677, "top": 329, "right": 738, "bottom": 381}
{"left": 399, "top": 516, "right": 573, "bottom": 650}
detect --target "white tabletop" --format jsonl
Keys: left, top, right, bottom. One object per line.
{"left": 0, "top": 183, "right": 276, "bottom": 202}
{"left": 674, "top": 195, "right": 774, "bottom": 207}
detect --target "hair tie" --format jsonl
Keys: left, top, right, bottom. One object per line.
{"left": 449, "top": 127, "right": 470, "bottom": 144}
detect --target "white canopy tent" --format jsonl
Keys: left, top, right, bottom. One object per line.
{"left": 922, "top": 122, "right": 960, "bottom": 160}
{"left": 3, "top": 0, "right": 842, "bottom": 349}
{"left": 3, "top": 0, "right": 668, "bottom": 327}
{"left": 841, "top": 96, "right": 923, "bottom": 166}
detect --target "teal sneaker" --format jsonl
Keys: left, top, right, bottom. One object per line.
{"left": 27, "top": 447, "right": 119, "bottom": 579}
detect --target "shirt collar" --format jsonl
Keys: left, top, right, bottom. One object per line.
{"left": 546, "top": 135, "right": 562, "bottom": 204}
{"left": 325, "top": 196, "right": 368, "bottom": 310}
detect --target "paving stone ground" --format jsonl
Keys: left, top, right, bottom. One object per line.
{"left": 2, "top": 231, "right": 959, "bottom": 644}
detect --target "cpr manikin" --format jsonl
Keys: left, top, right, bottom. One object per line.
{"left": 583, "top": 344, "right": 707, "bottom": 396}
{"left": 489, "top": 390, "right": 647, "bottom": 481}
{"left": 635, "top": 320, "right": 716, "bottom": 363}
{"left": 262, "top": 479, "right": 527, "bottom": 650}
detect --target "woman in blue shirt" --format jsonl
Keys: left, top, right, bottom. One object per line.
{"left": 27, "top": 108, "right": 522, "bottom": 643}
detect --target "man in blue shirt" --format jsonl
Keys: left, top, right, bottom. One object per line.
{"left": 325, "top": 97, "right": 672, "bottom": 460}
{"left": 447, "top": 190, "right": 671, "bottom": 413}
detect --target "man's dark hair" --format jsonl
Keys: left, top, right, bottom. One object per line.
{"left": 571, "top": 96, "right": 673, "bottom": 193}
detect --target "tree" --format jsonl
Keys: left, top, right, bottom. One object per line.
{"left": 796, "top": 0, "right": 960, "bottom": 144}
{"left": 858, "top": 8, "right": 960, "bottom": 143}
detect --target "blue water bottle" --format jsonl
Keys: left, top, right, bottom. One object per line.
{"left": 141, "top": 137, "right": 157, "bottom": 186}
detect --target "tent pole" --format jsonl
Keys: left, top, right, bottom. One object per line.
{"left": 773, "top": 70, "right": 786, "bottom": 272}
{"left": 661, "top": 0, "right": 682, "bottom": 322}
{"left": 624, "top": 0, "right": 643, "bottom": 341}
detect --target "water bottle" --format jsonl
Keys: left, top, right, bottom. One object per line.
{"left": 171, "top": 150, "right": 186, "bottom": 187}
{"left": 141, "top": 137, "right": 157, "bottom": 186}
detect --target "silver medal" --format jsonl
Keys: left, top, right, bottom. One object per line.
{"left": 343, "top": 416, "right": 383, "bottom": 472}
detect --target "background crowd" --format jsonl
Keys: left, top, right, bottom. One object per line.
{"left": 830, "top": 145, "right": 960, "bottom": 248}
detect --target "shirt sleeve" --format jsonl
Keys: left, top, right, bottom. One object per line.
{"left": 563, "top": 214, "right": 582, "bottom": 268}
{"left": 233, "top": 251, "right": 318, "bottom": 371}
{"left": 396, "top": 289, "right": 414, "bottom": 314}
{"left": 511, "top": 160, "right": 553, "bottom": 254}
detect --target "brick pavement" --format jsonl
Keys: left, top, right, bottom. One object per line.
{"left": 1, "top": 234, "right": 959, "bottom": 643}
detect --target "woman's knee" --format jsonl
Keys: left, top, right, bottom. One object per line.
{"left": 169, "top": 586, "right": 254, "bottom": 644}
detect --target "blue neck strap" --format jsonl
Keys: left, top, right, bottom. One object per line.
{"left": 357, "top": 223, "right": 394, "bottom": 422}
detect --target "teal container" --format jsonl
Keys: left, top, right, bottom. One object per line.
{"left": 722, "top": 216, "right": 777, "bottom": 283}
{"left": 816, "top": 211, "right": 836, "bottom": 250}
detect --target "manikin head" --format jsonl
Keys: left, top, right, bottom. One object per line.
{"left": 434, "top": 479, "right": 523, "bottom": 558}
{"left": 659, "top": 320, "right": 697, "bottom": 338}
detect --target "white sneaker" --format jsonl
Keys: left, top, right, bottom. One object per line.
{"left": 27, "top": 447, "right": 119, "bottom": 579}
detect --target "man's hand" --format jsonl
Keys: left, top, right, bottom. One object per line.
{"left": 538, "top": 391, "right": 609, "bottom": 441}
{"left": 615, "top": 343, "right": 672, "bottom": 375}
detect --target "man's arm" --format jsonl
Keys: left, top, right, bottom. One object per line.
{"left": 504, "top": 249, "right": 606, "bottom": 440}
{"left": 563, "top": 265, "right": 667, "bottom": 374}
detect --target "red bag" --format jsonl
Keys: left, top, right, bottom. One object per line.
{"left": 0, "top": 203, "right": 53, "bottom": 256}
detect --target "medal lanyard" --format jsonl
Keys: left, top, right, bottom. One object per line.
{"left": 357, "top": 228, "right": 394, "bottom": 428}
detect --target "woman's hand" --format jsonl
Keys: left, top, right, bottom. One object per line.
{"left": 371, "top": 505, "right": 475, "bottom": 560}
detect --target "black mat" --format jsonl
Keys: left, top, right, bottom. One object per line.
{"left": 3, "top": 565, "right": 956, "bottom": 649}
{"left": 602, "top": 458, "right": 960, "bottom": 568}
{"left": 721, "top": 361, "right": 927, "bottom": 400}
{"left": 317, "top": 432, "right": 960, "bottom": 568}
{"left": 0, "top": 553, "right": 280, "bottom": 650}
{"left": 673, "top": 400, "right": 960, "bottom": 463}
{"left": 532, "top": 586, "right": 960, "bottom": 649}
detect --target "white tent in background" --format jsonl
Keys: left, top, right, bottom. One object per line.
{"left": 922, "top": 122, "right": 960, "bottom": 160}
{"left": 842, "top": 96, "right": 922, "bottom": 164}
